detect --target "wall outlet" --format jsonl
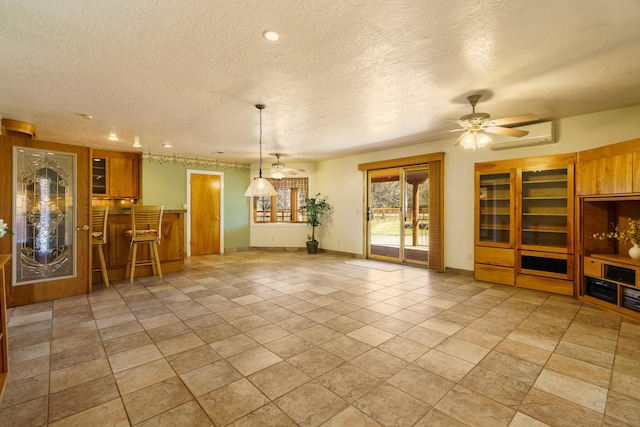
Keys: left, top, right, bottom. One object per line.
{"left": 468, "top": 253, "right": 473, "bottom": 261}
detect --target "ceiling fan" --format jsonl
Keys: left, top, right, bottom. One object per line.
{"left": 265, "top": 153, "right": 306, "bottom": 179}
{"left": 447, "top": 95, "right": 539, "bottom": 149}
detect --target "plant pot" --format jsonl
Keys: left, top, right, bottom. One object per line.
{"left": 629, "top": 245, "right": 640, "bottom": 260}
{"left": 306, "top": 240, "right": 319, "bottom": 254}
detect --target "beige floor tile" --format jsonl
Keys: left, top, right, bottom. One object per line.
{"left": 351, "top": 348, "right": 407, "bottom": 380}
{"left": 288, "top": 347, "right": 345, "bottom": 378}
{"left": 48, "top": 375, "right": 120, "bottom": 423}
{"left": 245, "top": 323, "right": 291, "bottom": 344}
{"left": 347, "top": 325, "right": 395, "bottom": 347}
{"left": 414, "top": 408, "right": 468, "bottom": 426}
{"left": 519, "top": 387, "right": 603, "bottom": 427}
{"left": 107, "top": 343, "right": 163, "bottom": 373}
{"left": 0, "top": 396, "right": 48, "bottom": 427}
{"left": 545, "top": 353, "right": 611, "bottom": 388}
{"left": 180, "top": 359, "right": 243, "bottom": 396}
{"left": 604, "top": 390, "right": 640, "bottom": 426}
{"left": 114, "top": 358, "right": 176, "bottom": 396}
{"left": 508, "top": 411, "right": 552, "bottom": 426}
{"left": 554, "top": 340, "right": 615, "bottom": 369}
{"left": 227, "top": 402, "right": 296, "bottom": 427}
{"left": 478, "top": 350, "right": 542, "bottom": 385}
{"left": 414, "top": 349, "right": 475, "bottom": 382}
{"left": 460, "top": 365, "right": 530, "bottom": 409}
{"left": 198, "top": 378, "right": 270, "bottom": 426}
{"left": 0, "top": 372, "right": 49, "bottom": 409}
{"left": 50, "top": 357, "right": 112, "bottom": 393}
{"left": 165, "top": 344, "right": 221, "bottom": 374}
{"left": 2, "top": 251, "right": 637, "bottom": 426}
{"left": 317, "top": 363, "right": 381, "bottom": 403}
{"left": 322, "top": 405, "right": 382, "bottom": 426}
{"left": 534, "top": 368, "right": 608, "bottom": 413}
{"left": 48, "top": 398, "right": 128, "bottom": 427}
{"left": 387, "top": 364, "right": 455, "bottom": 406}
{"left": 296, "top": 324, "right": 344, "bottom": 345}
{"left": 321, "top": 335, "right": 372, "bottom": 361}
{"left": 400, "top": 325, "right": 449, "bottom": 347}
{"left": 155, "top": 331, "right": 205, "bottom": 356}
{"left": 102, "top": 330, "right": 152, "bottom": 356}
{"left": 435, "top": 385, "right": 515, "bottom": 427}
{"left": 435, "top": 336, "right": 491, "bottom": 364}
{"left": 275, "top": 381, "right": 348, "bottom": 427}
{"left": 226, "top": 346, "right": 282, "bottom": 376}
{"left": 136, "top": 400, "right": 214, "bottom": 427}
{"left": 611, "top": 369, "right": 640, "bottom": 402}
{"left": 493, "top": 338, "right": 551, "bottom": 366}
{"left": 122, "top": 376, "right": 192, "bottom": 424}
{"left": 248, "top": 361, "right": 311, "bottom": 399}
{"left": 355, "top": 383, "right": 429, "bottom": 427}
{"left": 145, "top": 321, "right": 191, "bottom": 342}
{"left": 263, "top": 334, "right": 315, "bottom": 358}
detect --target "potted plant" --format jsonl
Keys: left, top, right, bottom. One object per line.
{"left": 300, "top": 193, "right": 332, "bottom": 254}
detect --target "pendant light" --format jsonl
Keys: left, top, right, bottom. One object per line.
{"left": 245, "top": 104, "right": 277, "bottom": 197}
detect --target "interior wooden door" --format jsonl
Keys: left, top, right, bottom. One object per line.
{"left": 0, "top": 135, "right": 90, "bottom": 307}
{"left": 190, "top": 173, "right": 221, "bottom": 255}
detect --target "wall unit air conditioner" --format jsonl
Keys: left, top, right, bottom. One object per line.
{"left": 489, "top": 121, "right": 555, "bottom": 151}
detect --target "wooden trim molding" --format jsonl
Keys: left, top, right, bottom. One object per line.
{"left": 358, "top": 152, "right": 445, "bottom": 171}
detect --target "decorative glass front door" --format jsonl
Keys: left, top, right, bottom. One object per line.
{"left": 13, "top": 147, "right": 77, "bottom": 285}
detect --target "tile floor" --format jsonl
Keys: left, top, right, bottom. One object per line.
{"left": 2, "top": 251, "right": 640, "bottom": 426}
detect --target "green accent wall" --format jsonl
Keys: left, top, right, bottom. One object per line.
{"left": 141, "top": 160, "right": 250, "bottom": 250}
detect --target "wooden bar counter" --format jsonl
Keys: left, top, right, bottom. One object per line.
{"left": 92, "top": 210, "right": 185, "bottom": 283}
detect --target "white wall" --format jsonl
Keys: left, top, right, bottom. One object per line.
{"left": 249, "top": 105, "right": 640, "bottom": 268}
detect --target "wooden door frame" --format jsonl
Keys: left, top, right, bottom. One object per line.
{"left": 186, "top": 170, "right": 224, "bottom": 257}
{"left": 1, "top": 136, "right": 91, "bottom": 306}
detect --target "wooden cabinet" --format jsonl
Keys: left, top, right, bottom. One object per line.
{"left": 581, "top": 254, "right": 640, "bottom": 321}
{"left": 475, "top": 154, "right": 575, "bottom": 294}
{"left": 576, "top": 138, "right": 640, "bottom": 196}
{"left": 92, "top": 150, "right": 140, "bottom": 199}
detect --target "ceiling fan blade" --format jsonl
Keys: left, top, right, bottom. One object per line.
{"left": 489, "top": 114, "right": 539, "bottom": 126}
{"left": 486, "top": 126, "right": 529, "bottom": 137}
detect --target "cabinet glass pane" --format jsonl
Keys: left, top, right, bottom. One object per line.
{"left": 521, "top": 168, "right": 567, "bottom": 247}
{"left": 479, "top": 173, "right": 511, "bottom": 244}
{"left": 92, "top": 158, "right": 107, "bottom": 195}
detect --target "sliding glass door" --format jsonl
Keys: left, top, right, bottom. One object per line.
{"left": 367, "top": 166, "right": 429, "bottom": 266}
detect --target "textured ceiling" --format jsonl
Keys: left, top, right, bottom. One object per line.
{"left": 1, "top": 0, "right": 639, "bottom": 163}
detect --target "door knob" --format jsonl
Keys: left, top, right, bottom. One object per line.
{"left": 76, "top": 225, "right": 90, "bottom": 231}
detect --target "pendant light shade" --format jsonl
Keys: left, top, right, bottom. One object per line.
{"left": 245, "top": 104, "right": 277, "bottom": 197}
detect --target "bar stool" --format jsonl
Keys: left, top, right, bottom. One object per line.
{"left": 125, "top": 205, "right": 163, "bottom": 283}
{"left": 91, "top": 206, "right": 110, "bottom": 287}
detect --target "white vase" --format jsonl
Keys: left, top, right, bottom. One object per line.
{"left": 629, "top": 245, "right": 640, "bottom": 260}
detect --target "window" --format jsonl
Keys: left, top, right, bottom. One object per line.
{"left": 252, "top": 177, "right": 309, "bottom": 223}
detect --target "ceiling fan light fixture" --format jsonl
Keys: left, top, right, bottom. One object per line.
{"left": 245, "top": 104, "right": 277, "bottom": 197}
{"left": 461, "top": 131, "right": 492, "bottom": 150}
{"left": 271, "top": 170, "right": 285, "bottom": 180}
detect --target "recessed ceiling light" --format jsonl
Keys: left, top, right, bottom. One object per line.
{"left": 263, "top": 30, "right": 280, "bottom": 42}
{"left": 108, "top": 132, "right": 118, "bottom": 141}
{"left": 78, "top": 113, "right": 93, "bottom": 120}
{"left": 162, "top": 143, "right": 172, "bottom": 148}
{"left": 132, "top": 137, "right": 142, "bottom": 148}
